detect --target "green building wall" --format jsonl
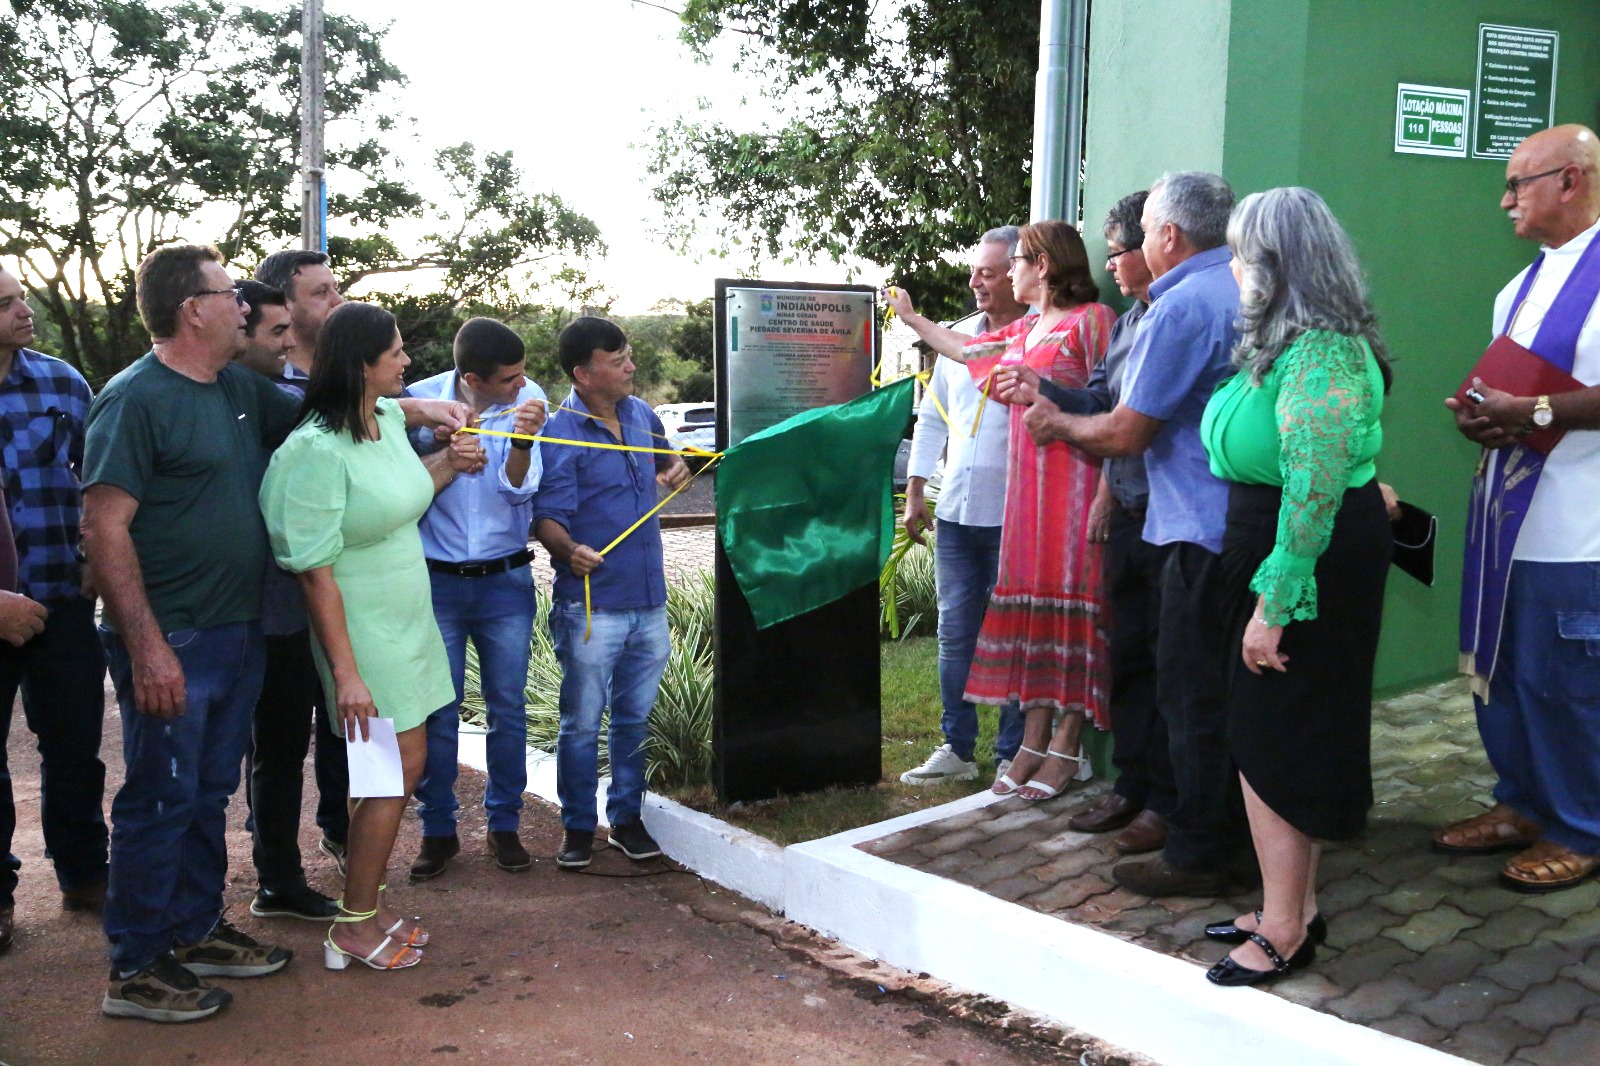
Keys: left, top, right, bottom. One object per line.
{"left": 1082, "top": 0, "right": 1600, "bottom": 693}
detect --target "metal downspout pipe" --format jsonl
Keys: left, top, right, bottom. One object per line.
{"left": 1031, "top": 0, "right": 1090, "bottom": 225}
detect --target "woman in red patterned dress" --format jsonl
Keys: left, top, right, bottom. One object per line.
{"left": 887, "top": 221, "right": 1115, "bottom": 800}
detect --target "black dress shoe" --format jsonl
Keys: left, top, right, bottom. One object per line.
{"left": 557, "top": 830, "right": 594, "bottom": 870}
{"left": 409, "top": 833, "right": 460, "bottom": 881}
{"left": 1204, "top": 910, "right": 1329, "bottom": 945}
{"left": 1113, "top": 855, "right": 1229, "bottom": 897}
{"left": 249, "top": 882, "right": 339, "bottom": 921}
{"left": 0, "top": 905, "right": 13, "bottom": 954}
{"left": 1067, "top": 792, "right": 1142, "bottom": 833}
{"left": 1206, "top": 930, "right": 1316, "bottom": 986}
{"left": 487, "top": 830, "right": 532, "bottom": 872}
{"left": 608, "top": 821, "right": 662, "bottom": 861}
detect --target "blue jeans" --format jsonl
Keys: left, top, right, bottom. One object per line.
{"left": 934, "top": 519, "right": 1023, "bottom": 762}
{"left": 101, "top": 622, "right": 265, "bottom": 974}
{"left": 549, "top": 602, "right": 670, "bottom": 833}
{"left": 1482, "top": 561, "right": 1600, "bottom": 855}
{"left": 0, "top": 596, "right": 108, "bottom": 906}
{"left": 417, "top": 566, "right": 536, "bottom": 837}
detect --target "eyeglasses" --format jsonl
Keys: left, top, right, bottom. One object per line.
{"left": 1106, "top": 247, "right": 1139, "bottom": 269}
{"left": 1504, "top": 166, "right": 1569, "bottom": 199}
{"left": 1008, "top": 254, "right": 1036, "bottom": 265}
{"left": 183, "top": 287, "right": 247, "bottom": 309}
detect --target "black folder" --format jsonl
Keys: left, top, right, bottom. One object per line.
{"left": 1391, "top": 500, "right": 1436, "bottom": 587}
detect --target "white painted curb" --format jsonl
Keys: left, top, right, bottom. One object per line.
{"left": 454, "top": 733, "right": 1470, "bottom": 1066}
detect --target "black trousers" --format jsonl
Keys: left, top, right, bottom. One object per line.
{"left": 248, "top": 630, "right": 349, "bottom": 891}
{"left": 0, "top": 596, "right": 108, "bottom": 904}
{"left": 1153, "top": 541, "right": 1248, "bottom": 873}
{"left": 1105, "top": 503, "right": 1174, "bottom": 813}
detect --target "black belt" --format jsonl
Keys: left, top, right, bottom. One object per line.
{"left": 426, "top": 548, "right": 533, "bottom": 578}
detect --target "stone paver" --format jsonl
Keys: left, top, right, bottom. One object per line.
{"left": 861, "top": 680, "right": 1600, "bottom": 1064}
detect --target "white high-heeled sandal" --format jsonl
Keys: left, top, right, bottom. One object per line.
{"left": 993, "top": 745, "right": 1048, "bottom": 795}
{"left": 323, "top": 905, "right": 423, "bottom": 971}
{"left": 1018, "top": 749, "right": 1089, "bottom": 801}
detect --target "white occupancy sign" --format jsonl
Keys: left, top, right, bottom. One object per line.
{"left": 1395, "top": 83, "right": 1470, "bottom": 158}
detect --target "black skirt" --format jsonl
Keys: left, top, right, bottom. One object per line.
{"left": 1220, "top": 480, "right": 1391, "bottom": 841}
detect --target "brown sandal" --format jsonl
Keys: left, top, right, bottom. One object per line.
{"left": 1431, "top": 804, "right": 1542, "bottom": 855}
{"left": 1500, "top": 840, "right": 1600, "bottom": 893}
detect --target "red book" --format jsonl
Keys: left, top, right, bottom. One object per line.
{"left": 1454, "top": 334, "right": 1582, "bottom": 455}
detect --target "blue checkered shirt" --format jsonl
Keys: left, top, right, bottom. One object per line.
{"left": 0, "top": 348, "right": 92, "bottom": 604}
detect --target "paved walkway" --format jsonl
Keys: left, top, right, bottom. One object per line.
{"left": 860, "top": 681, "right": 1600, "bottom": 1066}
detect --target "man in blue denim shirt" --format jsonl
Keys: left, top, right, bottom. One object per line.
{"left": 0, "top": 265, "right": 108, "bottom": 955}
{"left": 1009, "top": 172, "right": 1249, "bottom": 898}
{"left": 533, "top": 317, "right": 688, "bottom": 869}
{"left": 407, "top": 318, "right": 548, "bottom": 879}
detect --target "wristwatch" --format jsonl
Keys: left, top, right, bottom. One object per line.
{"left": 511, "top": 438, "right": 534, "bottom": 451}
{"left": 1532, "top": 395, "right": 1554, "bottom": 428}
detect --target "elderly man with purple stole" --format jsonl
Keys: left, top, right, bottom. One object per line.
{"left": 1439, "top": 124, "right": 1600, "bottom": 893}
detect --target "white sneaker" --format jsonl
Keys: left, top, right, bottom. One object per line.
{"left": 900, "top": 743, "right": 979, "bottom": 785}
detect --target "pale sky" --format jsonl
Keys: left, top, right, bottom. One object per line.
{"left": 328, "top": 0, "right": 879, "bottom": 312}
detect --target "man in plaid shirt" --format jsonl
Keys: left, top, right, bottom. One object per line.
{"left": 0, "top": 264, "right": 108, "bottom": 955}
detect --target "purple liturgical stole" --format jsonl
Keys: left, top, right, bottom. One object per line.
{"left": 1461, "top": 235, "right": 1600, "bottom": 694}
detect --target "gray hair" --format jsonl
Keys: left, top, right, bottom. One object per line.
{"left": 1228, "top": 186, "right": 1390, "bottom": 384}
{"left": 979, "top": 225, "right": 1022, "bottom": 257}
{"left": 1147, "top": 172, "right": 1234, "bottom": 250}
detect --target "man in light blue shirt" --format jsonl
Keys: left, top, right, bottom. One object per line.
{"left": 407, "top": 318, "right": 548, "bottom": 879}
{"left": 1010, "top": 172, "right": 1248, "bottom": 898}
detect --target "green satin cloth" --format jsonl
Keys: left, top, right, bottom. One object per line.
{"left": 717, "top": 378, "right": 914, "bottom": 629}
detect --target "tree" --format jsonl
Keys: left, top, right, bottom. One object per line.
{"left": 0, "top": 0, "right": 600, "bottom": 384}
{"left": 649, "top": 0, "right": 1038, "bottom": 320}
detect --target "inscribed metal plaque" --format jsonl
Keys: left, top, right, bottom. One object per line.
{"left": 722, "top": 287, "right": 875, "bottom": 448}
{"left": 1473, "top": 24, "right": 1558, "bottom": 160}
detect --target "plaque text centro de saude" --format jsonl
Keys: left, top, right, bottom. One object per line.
{"left": 723, "top": 287, "right": 875, "bottom": 448}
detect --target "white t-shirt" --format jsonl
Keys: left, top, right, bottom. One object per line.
{"left": 1495, "top": 215, "right": 1600, "bottom": 561}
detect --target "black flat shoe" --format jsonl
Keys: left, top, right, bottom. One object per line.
{"left": 1203, "top": 909, "right": 1328, "bottom": 945}
{"left": 1206, "top": 931, "right": 1316, "bottom": 987}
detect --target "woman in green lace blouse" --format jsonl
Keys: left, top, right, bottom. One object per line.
{"left": 1197, "top": 187, "right": 1394, "bottom": 987}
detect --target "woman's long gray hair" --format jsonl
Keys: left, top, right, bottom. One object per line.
{"left": 1229, "top": 187, "right": 1391, "bottom": 387}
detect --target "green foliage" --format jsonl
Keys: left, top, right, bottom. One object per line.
{"left": 0, "top": 1, "right": 601, "bottom": 384}
{"left": 880, "top": 493, "right": 938, "bottom": 638}
{"left": 651, "top": 0, "right": 1038, "bottom": 320}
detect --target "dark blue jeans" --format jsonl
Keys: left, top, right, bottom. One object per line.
{"left": 101, "top": 622, "right": 264, "bottom": 974}
{"left": 417, "top": 566, "right": 536, "bottom": 837}
{"left": 0, "top": 596, "right": 108, "bottom": 906}
{"left": 934, "top": 519, "right": 1023, "bottom": 762}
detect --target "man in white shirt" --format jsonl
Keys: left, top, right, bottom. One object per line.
{"left": 899, "top": 228, "right": 1026, "bottom": 786}
{"left": 1440, "top": 124, "right": 1600, "bottom": 893}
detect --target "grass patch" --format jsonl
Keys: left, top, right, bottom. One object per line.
{"left": 667, "top": 636, "right": 1006, "bottom": 846}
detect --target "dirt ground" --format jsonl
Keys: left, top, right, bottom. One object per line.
{"left": 0, "top": 689, "right": 1064, "bottom": 1066}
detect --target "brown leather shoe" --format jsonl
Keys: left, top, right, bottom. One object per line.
{"left": 62, "top": 882, "right": 107, "bottom": 914}
{"left": 1112, "top": 809, "right": 1168, "bottom": 854}
{"left": 409, "top": 833, "right": 460, "bottom": 881}
{"left": 1068, "top": 792, "right": 1142, "bottom": 834}
{"left": 0, "top": 905, "right": 12, "bottom": 954}
{"left": 487, "top": 830, "right": 531, "bottom": 872}
{"left": 1112, "top": 854, "right": 1229, "bottom": 897}
{"left": 1500, "top": 839, "right": 1600, "bottom": 893}
{"left": 1432, "top": 803, "right": 1543, "bottom": 855}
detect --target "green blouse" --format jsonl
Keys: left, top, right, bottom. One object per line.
{"left": 1200, "top": 329, "right": 1385, "bottom": 626}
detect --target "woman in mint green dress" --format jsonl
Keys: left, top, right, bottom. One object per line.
{"left": 1197, "top": 188, "right": 1394, "bottom": 988}
{"left": 260, "top": 302, "right": 484, "bottom": 972}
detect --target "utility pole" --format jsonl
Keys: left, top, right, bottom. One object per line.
{"left": 299, "top": 0, "right": 326, "bottom": 253}
{"left": 1031, "top": 0, "right": 1089, "bottom": 224}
